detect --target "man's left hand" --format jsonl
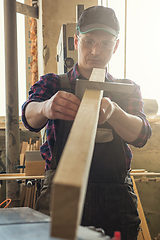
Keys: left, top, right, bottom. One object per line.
{"left": 98, "top": 97, "right": 115, "bottom": 125}
{"left": 98, "top": 97, "right": 143, "bottom": 142}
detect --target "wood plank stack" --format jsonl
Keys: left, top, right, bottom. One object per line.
{"left": 20, "top": 138, "right": 44, "bottom": 208}
{"left": 20, "top": 183, "right": 37, "bottom": 209}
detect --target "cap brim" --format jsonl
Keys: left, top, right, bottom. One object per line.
{"left": 77, "top": 23, "right": 118, "bottom": 37}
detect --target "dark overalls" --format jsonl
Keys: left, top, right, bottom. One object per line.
{"left": 51, "top": 119, "right": 140, "bottom": 240}
{"left": 36, "top": 75, "right": 141, "bottom": 240}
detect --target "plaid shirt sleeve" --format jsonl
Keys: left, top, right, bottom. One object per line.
{"left": 118, "top": 79, "right": 152, "bottom": 148}
{"left": 21, "top": 73, "right": 60, "bottom": 132}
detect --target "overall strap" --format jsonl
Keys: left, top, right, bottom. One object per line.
{"left": 58, "top": 73, "right": 72, "bottom": 92}
{"left": 50, "top": 73, "right": 72, "bottom": 170}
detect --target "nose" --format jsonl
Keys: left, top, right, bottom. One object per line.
{"left": 91, "top": 42, "right": 101, "bottom": 55}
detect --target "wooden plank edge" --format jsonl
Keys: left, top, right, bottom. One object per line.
{"left": 50, "top": 68, "right": 105, "bottom": 240}
{"left": 131, "top": 176, "right": 152, "bottom": 240}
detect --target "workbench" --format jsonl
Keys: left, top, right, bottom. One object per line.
{"left": 0, "top": 207, "right": 111, "bottom": 240}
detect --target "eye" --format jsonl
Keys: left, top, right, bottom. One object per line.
{"left": 84, "top": 39, "right": 94, "bottom": 46}
{"left": 101, "top": 41, "right": 110, "bottom": 47}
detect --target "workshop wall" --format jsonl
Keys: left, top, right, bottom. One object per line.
{"left": 131, "top": 122, "right": 160, "bottom": 239}
{"left": 131, "top": 122, "right": 160, "bottom": 172}
{"left": 40, "top": 0, "right": 98, "bottom": 75}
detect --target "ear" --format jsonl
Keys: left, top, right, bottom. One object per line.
{"left": 113, "top": 39, "right": 119, "bottom": 54}
{"left": 74, "top": 35, "right": 78, "bottom": 50}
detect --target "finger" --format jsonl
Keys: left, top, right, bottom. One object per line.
{"left": 53, "top": 91, "right": 80, "bottom": 116}
{"left": 53, "top": 111, "right": 75, "bottom": 121}
{"left": 98, "top": 98, "right": 112, "bottom": 125}
{"left": 55, "top": 96, "right": 79, "bottom": 112}
{"left": 53, "top": 104, "right": 78, "bottom": 118}
{"left": 56, "top": 91, "right": 80, "bottom": 106}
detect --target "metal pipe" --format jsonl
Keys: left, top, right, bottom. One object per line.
{"left": 131, "top": 172, "right": 160, "bottom": 176}
{"left": 4, "top": 0, "right": 20, "bottom": 207}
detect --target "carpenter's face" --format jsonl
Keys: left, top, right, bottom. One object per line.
{"left": 74, "top": 30, "right": 119, "bottom": 76}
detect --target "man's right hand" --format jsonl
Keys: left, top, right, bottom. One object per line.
{"left": 25, "top": 91, "right": 81, "bottom": 129}
{"left": 42, "top": 91, "right": 80, "bottom": 121}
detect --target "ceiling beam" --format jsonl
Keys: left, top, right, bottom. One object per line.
{"left": 16, "top": 2, "right": 38, "bottom": 19}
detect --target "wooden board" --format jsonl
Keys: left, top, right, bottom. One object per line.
{"left": 25, "top": 161, "right": 45, "bottom": 176}
{"left": 25, "top": 150, "right": 46, "bottom": 176}
{"left": 20, "top": 153, "right": 25, "bottom": 173}
{"left": 50, "top": 68, "right": 105, "bottom": 240}
{"left": 20, "top": 141, "right": 29, "bottom": 173}
{"left": 21, "top": 141, "right": 29, "bottom": 154}
{"left": 131, "top": 176, "right": 152, "bottom": 240}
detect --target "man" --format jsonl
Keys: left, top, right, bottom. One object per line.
{"left": 22, "top": 6, "right": 151, "bottom": 240}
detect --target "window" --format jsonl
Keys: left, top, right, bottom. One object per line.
{"left": 1, "top": 1, "right": 160, "bottom": 116}
{"left": 0, "top": 0, "right": 26, "bottom": 116}
{"left": 99, "top": 0, "right": 160, "bottom": 115}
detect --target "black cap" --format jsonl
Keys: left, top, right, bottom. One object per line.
{"left": 76, "top": 6, "right": 120, "bottom": 37}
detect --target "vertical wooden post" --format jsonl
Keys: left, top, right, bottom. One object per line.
{"left": 4, "top": 0, "right": 20, "bottom": 207}
{"left": 25, "top": 0, "right": 32, "bottom": 98}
